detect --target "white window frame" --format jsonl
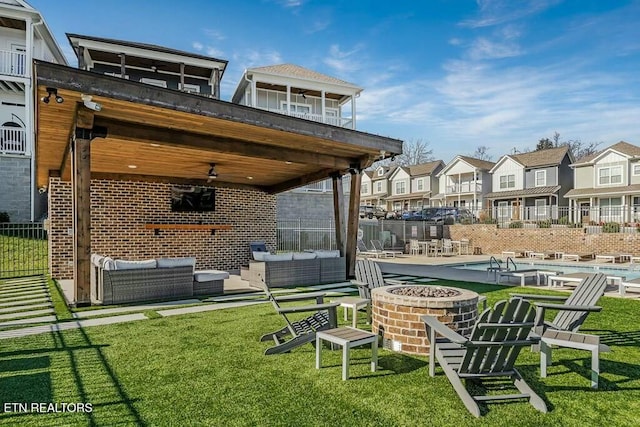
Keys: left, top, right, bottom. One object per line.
{"left": 377, "top": 168, "right": 384, "bottom": 176}
{"left": 535, "top": 170, "right": 546, "bottom": 187}
{"left": 416, "top": 179, "right": 424, "bottom": 191}
{"left": 376, "top": 181, "right": 382, "bottom": 193}
{"left": 497, "top": 201, "right": 509, "bottom": 218}
{"left": 499, "top": 174, "right": 515, "bottom": 189}
{"left": 535, "top": 199, "right": 547, "bottom": 219}
{"left": 280, "top": 101, "right": 311, "bottom": 113}
{"left": 140, "top": 77, "right": 167, "bottom": 88}
{"left": 395, "top": 181, "right": 406, "bottom": 195}
{"left": 633, "top": 163, "right": 640, "bottom": 176}
{"left": 361, "top": 183, "right": 369, "bottom": 194}
{"left": 598, "top": 165, "right": 623, "bottom": 186}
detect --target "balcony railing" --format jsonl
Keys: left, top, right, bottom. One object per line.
{"left": 0, "top": 50, "right": 27, "bottom": 77}
{"left": 0, "top": 127, "right": 27, "bottom": 155}
{"left": 445, "top": 182, "right": 482, "bottom": 194}
{"left": 258, "top": 107, "right": 353, "bottom": 128}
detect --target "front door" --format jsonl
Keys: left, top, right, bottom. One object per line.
{"left": 11, "top": 44, "right": 26, "bottom": 76}
{"left": 512, "top": 200, "right": 520, "bottom": 220}
{"left": 580, "top": 202, "right": 591, "bottom": 224}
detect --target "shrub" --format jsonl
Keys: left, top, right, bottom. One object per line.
{"left": 558, "top": 216, "right": 569, "bottom": 225}
{"left": 0, "top": 212, "right": 9, "bottom": 223}
{"left": 602, "top": 222, "right": 620, "bottom": 233}
{"left": 509, "top": 221, "right": 523, "bottom": 229}
{"left": 537, "top": 220, "right": 551, "bottom": 228}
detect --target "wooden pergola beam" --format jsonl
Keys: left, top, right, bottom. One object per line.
{"left": 346, "top": 168, "right": 362, "bottom": 278}
{"left": 331, "top": 173, "right": 346, "bottom": 259}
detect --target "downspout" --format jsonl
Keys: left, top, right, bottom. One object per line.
{"left": 244, "top": 71, "right": 256, "bottom": 107}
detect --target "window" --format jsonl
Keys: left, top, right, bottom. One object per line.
{"left": 376, "top": 181, "right": 382, "bottom": 193}
{"left": 180, "top": 83, "right": 200, "bottom": 93}
{"left": 497, "top": 201, "right": 509, "bottom": 218}
{"left": 395, "top": 181, "right": 406, "bottom": 194}
{"left": 535, "top": 170, "right": 546, "bottom": 187}
{"left": 361, "top": 183, "right": 369, "bottom": 194}
{"left": 600, "top": 197, "right": 622, "bottom": 220}
{"left": 598, "top": 166, "right": 623, "bottom": 185}
{"left": 499, "top": 174, "right": 515, "bottom": 189}
{"left": 140, "top": 77, "right": 167, "bottom": 88}
{"left": 377, "top": 168, "right": 384, "bottom": 176}
{"left": 633, "top": 164, "right": 640, "bottom": 175}
{"left": 281, "top": 102, "right": 310, "bottom": 113}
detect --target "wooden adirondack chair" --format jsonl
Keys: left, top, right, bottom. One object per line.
{"left": 259, "top": 280, "right": 339, "bottom": 355}
{"left": 422, "top": 297, "right": 546, "bottom": 417}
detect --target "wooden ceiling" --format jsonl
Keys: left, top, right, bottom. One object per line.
{"left": 35, "top": 62, "right": 403, "bottom": 193}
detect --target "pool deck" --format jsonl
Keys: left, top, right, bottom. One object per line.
{"left": 373, "top": 253, "right": 640, "bottom": 299}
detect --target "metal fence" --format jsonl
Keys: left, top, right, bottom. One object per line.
{"left": 0, "top": 223, "right": 48, "bottom": 278}
{"left": 277, "top": 219, "right": 338, "bottom": 252}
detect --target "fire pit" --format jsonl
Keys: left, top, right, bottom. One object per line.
{"left": 371, "top": 285, "right": 479, "bottom": 355}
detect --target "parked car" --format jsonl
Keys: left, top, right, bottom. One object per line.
{"left": 401, "top": 210, "right": 422, "bottom": 220}
{"left": 418, "top": 207, "right": 474, "bottom": 224}
{"left": 359, "top": 205, "right": 387, "bottom": 219}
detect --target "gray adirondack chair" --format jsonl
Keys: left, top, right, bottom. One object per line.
{"left": 259, "top": 280, "right": 339, "bottom": 355}
{"left": 422, "top": 297, "right": 546, "bottom": 417}
{"left": 351, "top": 259, "right": 407, "bottom": 300}
{"left": 512, "top": 272, "right": 608, "bottom": 336}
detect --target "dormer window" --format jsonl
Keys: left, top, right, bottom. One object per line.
{"left": 377, "top": 168, "right": 384, "bottom": 176}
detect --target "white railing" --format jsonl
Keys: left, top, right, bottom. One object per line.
{"left": 0, "top": 50, "right": 27, "bottom": 77}
{"left": 0, "top": 127, "right": 27, "bottom": 154}
{"left": 259, "top": 107, "right": 353, "bottom": 128}
{"left": 445, "top": 182, "right": 483, "bottom": 194}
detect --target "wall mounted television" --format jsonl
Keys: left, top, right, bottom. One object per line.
{"left": 171, "top": 185, "right": 215, "bottom": 212}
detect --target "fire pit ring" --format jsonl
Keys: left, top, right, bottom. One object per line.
{"left": 371, "top": 285, "right": 479, "bottom": 355}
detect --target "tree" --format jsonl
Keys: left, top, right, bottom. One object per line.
{"left": 536, "top": 138, "right": 554, "bottom": 151}
{"left": 534, "top": 132, "right": 602, "bottom": 160}
{"left": 469, "top": 145, "right": 492, "bottom": 161}
{"left": 376, "top": 138, "right": 434, "bottom": 167}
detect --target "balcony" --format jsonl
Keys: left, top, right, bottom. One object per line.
{"left": 0, "top": 127, "right": 27, "bottom": 155}
{"left": 258, "top": 107, "right": 353, "bottom": 128}
{"left": 0, "top": 50, "right": 27, "bottom": 78}
{"left": 445, "top": 182, "right": 482, "bottom": 194}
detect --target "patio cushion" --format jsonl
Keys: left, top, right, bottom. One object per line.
{"left": 253, "top": 251, "right": 268, "bottom": 261}
{"left": 114, "top": 259, "right": 157, "bottom": 270}
{"left": 102, "top": 257, "right": 115, "bottom": 270}
{"left": 263, "top": 253, "right": 294, "bottom": 262}
{"left": 157, "top": 257, "right": 196, "bottom": 269}
{"left": 91, "top": 254, "right": 104, "bottom": 267}
{"left": 314, "top": 250, "right": 340, "bottom": 259}
{"left": 292, "top": 252, "right": 317, "bottom": 260}
{"left": 194, "top": 270, "right": 229, "bottom": 282}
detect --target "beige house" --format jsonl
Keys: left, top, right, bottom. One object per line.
{"left": 565, "top": 141, "right": 640, "bottom": 224}
{"left": 384, "top": 160, "right": 444, "bottom": 212}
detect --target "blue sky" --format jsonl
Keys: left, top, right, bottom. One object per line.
{"left": 29, "top": 0, "right": 640, "bottom": 163}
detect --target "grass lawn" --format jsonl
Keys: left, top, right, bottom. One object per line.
{"left": 0, "top": 234, "right": 47, "bottom": 279}
{"left": 1, "top": 279, "right": 639, "bottom": 426}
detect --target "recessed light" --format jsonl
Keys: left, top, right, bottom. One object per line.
{"left": 247, "top": 176, "right": 253, "bottom": 180}
{"left": 150, "top": 143, "right": 160, "bottom": 147}
{"left": 285, "top": 161, "right": 292, "bottom": 165}
{"left": 128, "top": 165, "right": 137, "bottom": 169}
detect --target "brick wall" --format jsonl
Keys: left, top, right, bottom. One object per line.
{"left": 48, "top": 177, "right": 276, "bottom": 280}
{"left": 448, "top": 224, "right": 640, "bottom": 255}
{"left": 0, "top": 155, "right": 31, "bottom": 222}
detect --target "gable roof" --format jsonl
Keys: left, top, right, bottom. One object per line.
{"left": 454, "top": 155, "right": 495, "bottom": 170}
{"left": 409, "top": 160, "right": 444, "bottom": 176}
{"left": 509, "top": 146, "right": 571, "bottom": 168}
{"left": 248, "top": 64, "right": 360, "bottom": 88}
{"left": 574, "top": 141, "right": 640, "bottom": 164}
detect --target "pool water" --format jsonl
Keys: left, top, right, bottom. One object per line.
{"left": 453, "top": 260, "right": 640, "bottom": 280}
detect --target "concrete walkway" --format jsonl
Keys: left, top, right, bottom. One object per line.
{"left": 0, "top": 276, "right": 56, "bottom": 333}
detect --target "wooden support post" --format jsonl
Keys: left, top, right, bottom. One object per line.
{"left": 331, "top": 173, "right": 346, "bottom": 258}
{"left": 120, "top": 53, "right": 126, "bottom": 78}
{"left": 213, "top": 67, "right": 220, "bottom": 99}
{"left": 180, "top": 63, "right": 185, "bottom": 91}
{"left": 346, "top": 167, "right": 362, "bottom": 278}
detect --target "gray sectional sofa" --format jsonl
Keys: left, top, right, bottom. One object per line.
{"left": 249, "top": 250, "right": 346, "bottom": 288}
{"left": 91, "top": 255, "right": 227, "bottom": 305}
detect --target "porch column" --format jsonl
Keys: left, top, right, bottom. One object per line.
{"left": 331, "top": 173, "right": 346, "bottom": 257}
{"left": 120, "top": 54, "right": 126, "bottom": 78}
{"left": 250, "top": 77, "right": 257, "bottom": 108}
{"left": 286, "top": 84, "right": 291, "bottom": 115}
{"left": 26, "top": 16, "right": 34, "bottom": 219}
{"left": 346, "top": 167, "right": 362, "bottom": 278}
{"left": 179, "top": 62, "right": 185, "bottom": 90}
{"left": 321, "top": 90, "right": 326, "bottom": 124}
{"left": 72, "top": 108, "right": 96, "bottom": 306}
{"left": 213, "top": 67, "right": 220, "bottom": 100}
{"left": 351, "top": 94, "right": 356, "bottom": 129}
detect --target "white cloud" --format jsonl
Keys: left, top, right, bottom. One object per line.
{"left": 203, "top": 29, "right": 226, "bottom": 41}
{"left": 461, "top": 0, "right": 561, "bottom": 28}
{"left": 206, "top": 47, "right": 224, "bottom": 58}
{"left": 192, "top": 42, "right": 203, "bottom": 51}
{"left": 323, "top": 44, "right": 364, "bottom": 75}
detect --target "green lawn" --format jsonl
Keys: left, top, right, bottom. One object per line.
{"left": 0, "top": 234, "right": 47, "bottom": 279}
{"left": 1, "top": 279, "right": 639, "bottom": 426}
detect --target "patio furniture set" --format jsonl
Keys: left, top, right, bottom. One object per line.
{"left": 258, "top": 259, "right": 612, "bottom": 417}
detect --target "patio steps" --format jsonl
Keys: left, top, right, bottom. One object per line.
{"left": 0, "top": 276, "right": 56, "bottom": 331}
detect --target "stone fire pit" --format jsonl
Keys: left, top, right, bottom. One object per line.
{"left": 371, "top": 285, "right": 479, "bottom": 355}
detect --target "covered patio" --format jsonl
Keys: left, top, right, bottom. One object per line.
{"left": 34, "top": 61, "right": 402, "bottom": 306}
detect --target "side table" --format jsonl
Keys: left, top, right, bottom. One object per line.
{"left": 331, "top": 296, "right": 370, "bottom": 328}
{"left": 316, "top": 327, "right": 378, "bottom": 380}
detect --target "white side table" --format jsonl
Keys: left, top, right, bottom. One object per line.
{"left": 316, "top": 327, "right": 378, "bottom": 381}
{"left": 332, "top": 296, "right": 370, "bottom": 328}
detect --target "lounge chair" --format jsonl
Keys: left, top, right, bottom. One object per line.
{"left": 370, "top": 239, "right": 403, "bottom": 258}
{"left": 594, "top": 253, "right": 623, "bottom": 263}
{"left": 502, "top": 249, "right": 527, "bottom": 258}
{"left": 422, "top": 297, "right": 546, "bottom": 417}
{"left": 356, "top": 239, "right": 380, "bottom": 258}
{"left": 259, "top": 279, "right": 339, "bottom": 355}
{"left": 561, "top": 252, "right": 593, "bottom": 262}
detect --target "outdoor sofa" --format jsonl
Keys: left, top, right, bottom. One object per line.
{"left": 91, "top": 255, "right": 228, "bottom": 304}
{"left": 249, "top": 250, "right": 346, "bottom": 288}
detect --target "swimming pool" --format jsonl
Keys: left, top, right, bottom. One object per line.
{"left": 452, "top": 260, "right": 640, "bottom": 280}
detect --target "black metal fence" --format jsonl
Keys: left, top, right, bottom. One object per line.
{"left": 0, "top": 222, "right": 48, "bottom": 278}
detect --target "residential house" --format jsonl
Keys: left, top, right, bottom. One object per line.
{"left": 432, "top": 156, "right": 494, "bottom": 211}
{"left": 385, "top": 160, "right": 444, "bottom": 212}
{"left": 0, "top": 0, "right": 66, "bottom": 221}
{"left": 565, "top": 141, "right": 640, "bottom": 224}
{"left": 67, "top": 33, "right": 228, "bottom": 98}
{"left": 485, "top": 146, "right": 574, "bottom": 222}
{"left": 369, "top": 165, "right": 393, "bottom": 209}
{"left": 232, "top": 64, "right": 364, "bottom": 218}
{"left": 359, "top": 170, "right": 374, "bottom": 205}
